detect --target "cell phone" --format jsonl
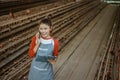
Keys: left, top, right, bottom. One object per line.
{"left": 35, "top": 55, "right": 55, "bottom": 62}
{"left": 38, "top": 31, "right": 41, "bottom": 38}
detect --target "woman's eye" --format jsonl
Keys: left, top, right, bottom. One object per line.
{"left": 44, "top": 28, "right": 47, "bottom": 29}
{"left": 39, "top": 28, "right": 42, "bottom": 30}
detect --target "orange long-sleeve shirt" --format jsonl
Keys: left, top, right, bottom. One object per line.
{"left": 28, "top": 36, "right": 59, "bottom": 58}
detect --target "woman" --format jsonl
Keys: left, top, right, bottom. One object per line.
{"left": 28, "top": 16, "right": 59, "bottom": 80}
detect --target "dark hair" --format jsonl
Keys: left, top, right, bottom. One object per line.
{"left": 38, "top": 15, "right": 53, "bottom": 35}
{"left": 39, "top": 14, "right": 52, "bottom": 28}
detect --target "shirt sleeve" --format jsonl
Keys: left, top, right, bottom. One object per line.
{"left": 53, "top": 38, "right": 59, "bottom": 57}
{"left": 28, "top": 36, "right": 36, "bottom": 58}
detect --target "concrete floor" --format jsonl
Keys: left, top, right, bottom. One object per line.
{"left": 53, "top": 4, "right": 117, "bottom": 80}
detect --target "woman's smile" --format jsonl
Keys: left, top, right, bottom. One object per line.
{"left": 39, "top": 23, "right": 51, "bottom": 38}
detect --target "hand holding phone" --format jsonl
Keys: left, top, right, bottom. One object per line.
{"left": 36, "top": 32, "right": 41, "bottom": 38}
{"left": 36, "top": 32, "right": 41, "bottom": 44}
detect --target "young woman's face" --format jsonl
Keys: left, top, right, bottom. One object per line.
{"left": 39, "top": 23, "right": 51, "bottom": 38}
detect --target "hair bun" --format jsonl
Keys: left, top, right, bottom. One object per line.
{"left": 40, "top": 14, "right": 52, "bottom": 27}
{"left": 44, "top": 14, "right": 52, "bottom": 20}
{"left": 48, "top": 14, "right": 52, "bottom": 19}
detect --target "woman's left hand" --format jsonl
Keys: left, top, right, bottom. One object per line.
{"left": 48, "top": 59, "right": 55, "bottom": 65}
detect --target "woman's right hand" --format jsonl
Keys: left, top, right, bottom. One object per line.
{"left": 36, "top": 32, "right": 41, "bottom": 44}
{"left": 36, "top": 32, "right": 40, "bottom": 39}
{"left": 33, "top": 32, "right": 41, "bottom": 53}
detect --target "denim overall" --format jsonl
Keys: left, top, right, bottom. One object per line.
{"left": 28, "top": 40, "right": 54, "bottom": 80}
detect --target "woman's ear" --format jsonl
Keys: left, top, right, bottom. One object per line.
{"left": 50, "top": 29, "right": 52, "bottom": 31}
{"left": 51, "top": 26, "right": 53, "bottom": 30}
{"left": 50, "top": 28, "right": 52, "bottom": 35}
{"left": 39, "top": 31, "right": 41, "bottom": 35}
